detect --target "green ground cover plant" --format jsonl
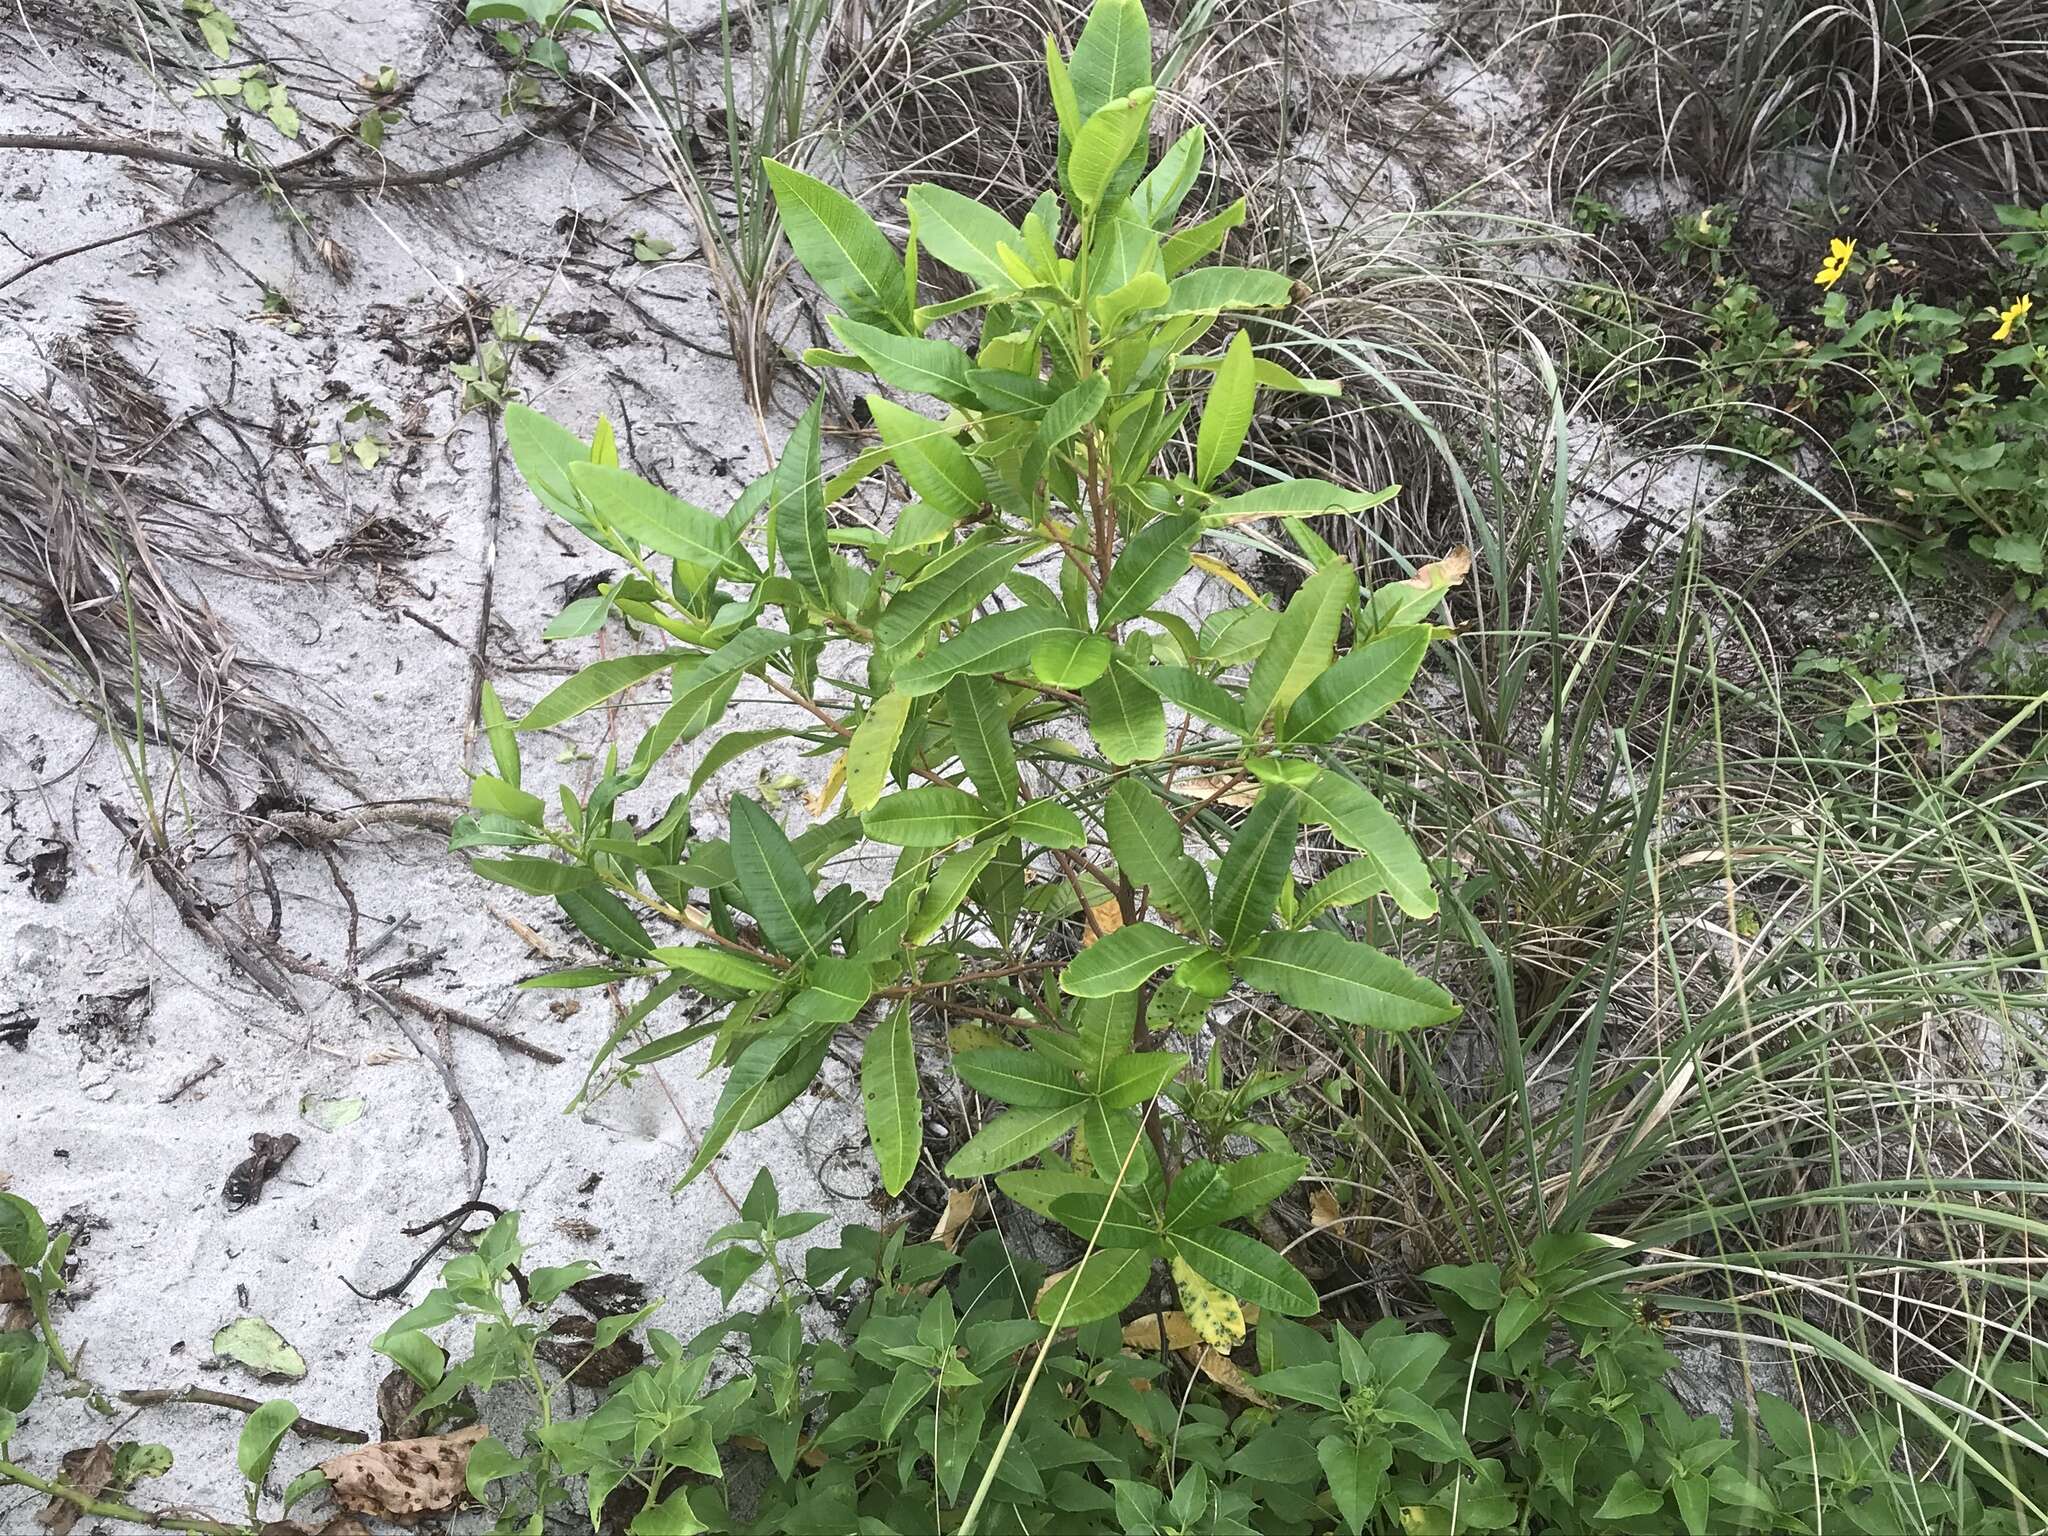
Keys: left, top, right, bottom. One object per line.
{"left": 1574, "top": 204, "right": 2048, "bottom": 609}
{"left": 9, "top": 1185, "right": 2048, "bottom": 1532}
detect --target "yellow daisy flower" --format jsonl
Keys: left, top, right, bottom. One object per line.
{"left": 1992, "top": 293, "right": 2032, "bottom": 342}
{"left": 1814, "top": 236, "right": 1856, "bottom": 289}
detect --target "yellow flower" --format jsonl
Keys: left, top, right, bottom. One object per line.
{"left": 1814, "top": 236, "right": 1856, "bottom": 289}
{"left": 1992, "top": 293, "right": 2032, "bottom": 342}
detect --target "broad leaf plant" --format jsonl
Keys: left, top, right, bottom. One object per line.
{"left": 463, "top": 0, "right": 1463, "bottom": 1339}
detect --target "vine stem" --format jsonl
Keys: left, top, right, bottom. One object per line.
{"left": 0, "top": 1459, "right": 248, "bottom": 1536}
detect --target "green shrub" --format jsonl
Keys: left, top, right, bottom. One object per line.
{"left": 464, "top": 0, "right": 1460, "bottom": 1367}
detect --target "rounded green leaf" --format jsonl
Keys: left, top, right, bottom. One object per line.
{"left": 1032, "top": 630, "right": 1113, "bottom": 688}
{"left": 236, "top": 1398, "right": 299, "bottom": 1486}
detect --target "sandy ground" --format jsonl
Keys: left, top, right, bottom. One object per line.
{"left": 0, "top": 0, "right": 1795, "bottom": 1521}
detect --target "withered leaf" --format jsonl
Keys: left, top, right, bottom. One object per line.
{"left": 37, "top": 1443, "right": 115, "bottom": 1535}
{"left": 320, "top": 1424, "right": 486, "bottom": 1521}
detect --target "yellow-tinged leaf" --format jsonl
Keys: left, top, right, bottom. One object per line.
{"left": 1121, "top": 1304, "right": 1260, "bottom": 1351}
{"left": 1170, "top": 1256, "right": 1246, "bottom": 1354}
{"left": 808, "top": 752, "right": 846, "bottom": 818}
{"left": 1070, "top": 1118, "right": 1094, "bottom": 1176}
{"left": 930, "top": 1186, "right": 977, "bottom": 1250}
{"left": 1310, "top": 1188, "right": 1342, "bottom": 1228}
{"left": 846, "top": 690, "right": 912, "bottom": 813}
{"left": 947, "top": 1022, "right": 1013, "bottom": 1054}
{"left": 1189, "top": 552, "right": 1261, "bottom": 603}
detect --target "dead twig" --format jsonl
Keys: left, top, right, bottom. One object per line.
{"left": 101, "top": 801, "right": 304, "bottom": 1013}
{"left": 159, "top": 1055, "right": 226, "bottom": 1104}
{"left": 116, "top": 1387, "right": 368, "bottom": 1446}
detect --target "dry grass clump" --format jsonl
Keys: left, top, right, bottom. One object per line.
{"left": 0, "top": 379, "right": 327, "bottom": 790}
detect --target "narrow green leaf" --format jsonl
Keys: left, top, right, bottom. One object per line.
{"left": 945, "top": 1104, "right": 1084, "bottom": 1177}
{"left": 1095, "top": 1050, "right": 1186, "bottom": 1109}
{"left": 774, "top": 395, "right": 832, "bottom": 607}
{"left": 1061, "top": 923, "right": 1200, "bottom": 996}
{"left": 1068, "top": 0, "right": 1152, "bottom": 117}
{"left": 1168, "top": 1226, "right": 1318, "bottom": 1315}
{"left": 1082, "top": 658, "right": 1167, "bottom": 764}
{"left": 869, "top": 397, "right": 983, "bottom": 524}
{"left": 479, "top": 681, "right": 519, "bottom": 785}
{"left": 1131, "top": 126, "right": 1205, "bottom": 228}
{"left": 1284, "top": 625, "right": 1429, "bottom": 743}
{"left": 906, "top": 184, "right": 1022, "bottom": 293}
{"left": 1133, "top": 662, "right": 1246, "bottom": 734}
{"left": 1068, "top": 88, "right": 1154, "bottom": 211}
{"left": 895, "top": 610, "right": 1068, "bottom": 697}
{"left": 955, "top": 1048, "right": 1085, "bottom": 1108}
{"left": 1162, "top": 266, "right": 1293, "bottom": 317}
{"left": 764, "top": 159, "right": 908, "bottom": 330}
{"left": 1099, "top": 514, "right": 1198, "bottom": 626}
{"left": 503, "top": 403, "right": 591, "bottom": 528}
{"left": 909, "top": 840, "right": 1004, "bottom": 944}
{"left": 1237, "top": 930, "right": 1459, "bottom": 1030}
{"left": 830, "top": 316, "right": 979, "bottom": 408}
{"left": 650, "top": 944, "right": 784, "bottom": 991}
{"left": 947, "top": 673, "right": 1020, "bottom": 809}
{"left": 1208, "top": 787, "right": 1299, "bottom": 954}
{"left": 1244, "top": 560, "right": 1352, "bottom": 730}
{"left": 680, "top": 1029, "right": 826, "bottom": 1185}
{"left": 875, "top": 538, "right": 1027, "bottom": 650}
{"left": 1005, "top": 799, "right": 1086, "bottom": 849}
{"left": 1034, "top": 1248, "right": 1151, "bottom": 1325}
{"left": 1195, "top": 329, "right": 1256, "bottom": 488}
{"left": 1296, "top": 770, "right": 1436, "bottom": 918}
{"left": 470, "top": 856, "right": 596, "bottom": 896}
{"left": 728, "top": 797, "right": 821, "bottom": 959}
{"left": 514, "top": 652, "right": 677, "bottom": 732}
{"left": 1106, "top": 780, "right": 1208, "bottom": 928}
{"left": 1161, "top": 198, "right": 1247, "bottom": 276}
{"left": 864, "top": 785, "right": 988, "bottom": 846}
{"left": 567, "top": 463, "right": 738, "bottom": 572}
{"left": 558, "top": 887, "right": 654, "bottom": 959}
{"left": 1036, "top": 374, "right": 1111, "bottom": 455}
{"left": 1203, "top": 479, "right": 1398, "bottom": 527}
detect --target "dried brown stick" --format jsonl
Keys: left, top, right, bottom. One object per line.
{"left": 116, "top": 1387, "right": 368, "bottom": 1446}
{"left": 100, "top": 801, "right": 304, "bottom": 1014}
{"left": 267, "top": 945, "right": 565, "bottom": 1066}
{"left": 343, "top": 990, "right": 490, "bottom": 1302}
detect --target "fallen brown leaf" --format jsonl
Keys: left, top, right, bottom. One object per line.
{"left": 1079, "top": 894, "right": 1125, "bottom": 945}
{"left": 320, "top": 1424, "right": 486, "bottom": 1520}
{"left": 929, "top": 1187, "right": 977, "bottom": 1251}
{"left": 1185, "top": 1347, "right": 1272, "bottom": 1407}
{"left": 1309, "top": 1188, "right": 1343, "bottom": 1229}
{"left": 1172, "top": 771, "right": 1258, "bottom": 808}
{"left": 1403, "top": 546, "right": 1472, "bottom": 592}
{"left": 37, "top": 1444, "right": 115, "bottom": 1535}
